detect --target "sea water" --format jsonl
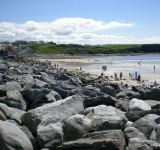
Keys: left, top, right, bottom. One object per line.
{"left": 83, "top": 53, "right": 160, "bottom": 75}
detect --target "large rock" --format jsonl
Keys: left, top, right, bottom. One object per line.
{"left": 22, "top": 95, "right": 84, "bottom": 134}
{"left": 115, "top": 98, "right": 129, "bottom": 111}
{"left": 41, "top": 74, "right": 56, "bottom": 85}
{"left": 57, "top": 74, "right": 71, "bottom": 80}
{"left": 5, "top": 81, "right": 22, "bottom": 91}
{"left": 36, "top": 119, "right": 62, "bottom": 149}
{"left": 63, "top": 114, "right": 92, "bottom": 141}
{"left": 145, "top": 100, "right": 160, "bottom": 109}
{"left": 68, "top": 87, "right": 104, "bottom": 98}
{"left": 23, "top": 88, "right": 51, "bottom": 103}
{"left": 0, "top": 120, "right": 33, "bottom": 150}
{"left": 127, "top": 138, "right": 160, "bottom": 150}
{"left": 83, "top": 94, "right": 118, "bottom": 108}
{"left": 100, "top": 85, "right": 116, "bottom": 97}
{"left": 129, "top": 98, "right": 151, "bottom": 111}
{"left": 124, "top": 127, "right": 147, "bottom": 144}
{"left": 57, "top": 130, "right": 126, "bottom": 150}
{"left": 132, "top": 114, "right": 160, "bottom": 139}
{"left": 0, "top": 85, "right": 6, "bottom": 96}
{"left": 150, "top": 124, "right": 160, "bottom": 143}
{"left": 0, "top": 103, "right": 25, "bottom": 124}
{"left": 141, "top": 88, "right": 160, "bottom": 101}
{"left": 45, "top": 90, "right": 62, "bottom": 102}
{"left": 85, "top": 105, "right": 127, "bottom": 131}
{"left": 18, "top": 75, "right": 34, "bottom": 88}
{"left": 53, "top": 82, "right": 78, "bottom": 98}
{"left": 34, "top": 78, "right": 50, "bottom": 88}
{"left": 4, "top": 90, "right": 26, "bottom": 110}
{"left": 126, "top": 109, "right": 160, "bottom": 122}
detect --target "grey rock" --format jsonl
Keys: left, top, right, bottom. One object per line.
{"left": 126, "top": 110, "right": 160, "bottom": 122}
{"left": 63, "top": 114, "right": 92, "bottom": 141}
{"left": 129, "top": 98, "right": 151, "bottom": 111}
{"left": 45, "top": 90, "right": 62, "bottom": 102}
{"left": 22, "top": 95, "right": 84, "bottom": 135}
{"left": 84, "top": 94, "right": 118, "bottom": 108}
{"left": 150, "top": 124, "right": 160, "bottom": 143}
{"left": 57, "top": 130, "right": 126, "bottom": 150}
{"left": 0, "top": 120, "right": 33, "bottom": 150}
{"left": 132, "top": 114, "right": 160, "bottom": 139}
{"left": 116, "top": 91, "right": 128, "bottom": 99}
{"left": 141, "top": 88, "right": 160, "bottom": 101}
{"left": 86, "top": 105, "right": 128, "bottom": 131}
{"left": 0, "top": 85, "right": 6, "bottom": 96}
{"left": 37, "top": 120, "right": 62, "bottom": 149}
{"left": 100, "top": 85, "right": 116, "bottom": 97}
{"left": 124, "top": 127, "right": 147, "bottom": 143}
{"left": 145, "top": 100, "right": 160, "bottom": 109}
{"left": 23, "top": 88, "right": 51, "bottom": 103}
{"left": 0, "top": 103, "right": 25, "bottom": 124}
{"left": 115, "top": 99, "right": 129, "bottom": 111}
{"left": 34, "top": 78, "right": 50, "bottom": 88}
{"left": 4, "top": 90, "right": 26, "bottom": 110}
{"left": 5, "top": 81, "right": 22, "bottom": 91}
{"left": 127, "top": 138, "right": 160, "bottom": 150}
{"left": 14, "top": 68, "right": 22, "bottom": 74}
{"left": 57, "top": 74, "right": 71, "bottom": 80}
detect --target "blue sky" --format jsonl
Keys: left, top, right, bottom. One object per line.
{"left": 0, "top": 0, "right": 160, "bottom": 44}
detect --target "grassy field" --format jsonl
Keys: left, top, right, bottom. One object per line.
{"left": 29, "top": 43, "right": 160, "bottom": 54}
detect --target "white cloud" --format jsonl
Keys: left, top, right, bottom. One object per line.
{"left": 0, "top": 18, "right": 159, "bottom": 44}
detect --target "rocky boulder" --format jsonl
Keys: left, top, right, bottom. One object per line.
{"left": 124, "top": 127, "right": 147, "bottom": 144}
{"left": 85, "top": 105, "right": 128, "bottom": 131}
{"left": 150, "top": 124, "right": 160, "bottom": 143}
{"left": 57, "top": 130, "right": 126, "bottom": 150}
{"left": 145, "top": 100, "right": 160, "bottom": 109}
{"left": 132, "top": 114, "right": 160, "bottom": 139}
{"left": 0, "top": 120, "right": 33, "bottom": 150}
{"left": 5, "top": 81, "right": 22, "bottom": 91}
{"left": 0, "top": 103, "right": 25, "bottom": 124}
{"left": 127, "top": 138, "right": 160, "bottom": 150}
{"left": 141, "top": 88, "right": 160, "bottom": 101}
{"left": 4, "top": 90, "right": 26, "bottom": 110}
{"left": 100, "top": 85, "right": 116, "bottom": 97}
{"left": 22, "top": 95, "right": 84, "bottom": 135}
{"left": 83, "top": 94, "right": 118, "bottom": 108}
{"left": 45, "top": 90, "right": 62, "bottom": 102}
{"left": 63, "top": 114, "right": 92, "bottom": 141}
{"left": 129, "top": 98, "right": 151, "bottom": 111}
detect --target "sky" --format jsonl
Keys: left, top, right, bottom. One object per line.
{"left": 0, "top": 0, "right": 160, "bottom": 45}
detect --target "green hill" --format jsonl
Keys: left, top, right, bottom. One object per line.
{"left": 29, "top": 43, "right": 160, "bottom": 54}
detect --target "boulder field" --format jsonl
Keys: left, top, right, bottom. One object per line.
{"left": 0, "top": 56, "right": 160, "bottom": 150}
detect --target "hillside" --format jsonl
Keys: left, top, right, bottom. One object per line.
{"left": 29, "top": 44, "right": 160, "bottom": 55}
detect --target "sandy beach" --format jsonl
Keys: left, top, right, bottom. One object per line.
{"left": 39, "top": 57, "right": 160, "bottom": 87}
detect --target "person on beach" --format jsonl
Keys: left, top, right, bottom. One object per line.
{"left": 135, "top": 72, "right": 137, "bottom": 80}
{"left": 137, "top": 75, "right": 141, "bottom": 81}
{"left": 120, "top": 72, "right": 123, "bottom": 80}
{"left": 80, "top": 66, "right": 82, "bottom": 71}
{"left": 129, "top": 73, "right": 132, "bottom": 79}
{"left": 154, "top": 81, "right": 157, "bottom": 87}
{"left": 154, "top": 65, "right": 155, "bottom": 72}
{"left": 114, "top": 73, "right": 118, "bottom": 81}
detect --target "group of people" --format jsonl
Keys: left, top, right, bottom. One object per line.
{"left": 114, "top": 72, "right": 123, "bottom": 81}
{"left": 102, "top": 65, "right": 107, "bottom": 71}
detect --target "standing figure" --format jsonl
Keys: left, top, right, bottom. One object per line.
{"left": 135, "top": 72, "right": 137, "bottom": 80}
{"left": 120, "top": 72, "right": 123, "bottom": 80}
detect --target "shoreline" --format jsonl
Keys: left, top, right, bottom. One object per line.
{"left": 38, "top": 57, "right": 160, "bottom": 88}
